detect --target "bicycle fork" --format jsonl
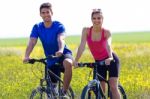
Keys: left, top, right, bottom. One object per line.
{"left": 88, "top": 79, "right": 106, "bottom": 99}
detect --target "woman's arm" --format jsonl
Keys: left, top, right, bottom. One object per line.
{"left": 75, "top": 27, "right": 88, "bottom": 62}
{"left": 105, "top": 30, "right": 113, "bottom": 65}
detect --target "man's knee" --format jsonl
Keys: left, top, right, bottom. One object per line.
{"left": 63, "top": 58, "right": 73, "bottom": 69}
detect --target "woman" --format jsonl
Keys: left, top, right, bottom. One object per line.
{"left": 74, "top": 9, "right": 121, "bottom": 99}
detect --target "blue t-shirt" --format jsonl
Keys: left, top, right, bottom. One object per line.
{"left": 30, "top": 21, "right": 72, "bottom": 66}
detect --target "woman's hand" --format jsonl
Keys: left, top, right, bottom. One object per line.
{"left": 73, "top": 60, "right": 79, "bottom": 68}
{"left": 105, "top": 57, "right": 113, "bottom": 65}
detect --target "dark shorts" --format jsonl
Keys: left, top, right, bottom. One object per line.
{"left": 96, "top": 53, "right": 120, "bottom": 81}
{"left": 48, "top": 54, "right": 73, "bottom": 83}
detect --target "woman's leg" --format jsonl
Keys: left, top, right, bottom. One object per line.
{"left": 109, "top": 52, "right": 121, "bottom": 99}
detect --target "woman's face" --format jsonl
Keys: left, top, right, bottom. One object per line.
{"left": 91, "top": 13, "right": 103, "bottom": 27}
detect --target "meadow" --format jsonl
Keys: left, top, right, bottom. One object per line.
{"left": 0, "top": 32, "right": 150, "bottom": 99}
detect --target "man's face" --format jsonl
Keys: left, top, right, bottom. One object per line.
{"left": 40, "top": 8, "right": 53, "bottom": 22}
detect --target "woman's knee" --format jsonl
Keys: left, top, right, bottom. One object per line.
{"left": 109, "top": 77, "right": 118, "bottom": 91}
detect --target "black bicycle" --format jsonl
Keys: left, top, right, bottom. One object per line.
{"left": 78, "top": 61, "right": 127, "bottom": 99}
{"left": 27, "top": 55, "right": 74, "bottom": 99}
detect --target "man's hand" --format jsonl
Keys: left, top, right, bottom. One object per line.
{"left": 23, "top": 57, "right": 30, "bottom": 63}
{"left": 55, "top": 51, "right": 63, "bottom": 57}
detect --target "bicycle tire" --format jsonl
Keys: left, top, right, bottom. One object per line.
{"left": 109, "top": 84, "right": 127, "bottom": 99}
{"left": 57, "top": 82, "right": 75, "bottom": 99}
{"left": 67, "top": 87, "right": 75, "bottom": 99}
{"left": 48, "top": 70, "right": 75, "bottom": 99}
{"left": 30, "top": 86, "right": 55, "bottom": 99}
{"left": 118, "top": 84, "right": 127, "bottom": 99}
{"left": 81, "top": 85, "right": 102, "bottom": 99}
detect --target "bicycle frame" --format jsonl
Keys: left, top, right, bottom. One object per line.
{"left": 93, "top": 63, "right": 107, "bottom": 99}
{"left": 80, "top": 61, "right": 127, "bottom": 99}
{"left": 78, "top": 61, "right": 112, "bottom": 99}
{"left": 29, "top": 56, "right": 64, "bottom": 97}
{"left": 28, "top": 55, "right": 75, "bottom": 99}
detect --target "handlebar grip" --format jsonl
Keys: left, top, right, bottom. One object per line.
{"left": 28, "top": 59, "right": 36, "bottom": 64}
{"left": 77, "top": 63, "right": 84, "bottom": 67}
{"left": 47, "top": 54, "right": 65, "bottom": 59}
{"left": 78, "top": 63, "right": 94, "bottom": 68}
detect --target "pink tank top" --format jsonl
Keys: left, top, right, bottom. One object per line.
{"left": 87, "top": 27, "right": 109, "bottom": 60}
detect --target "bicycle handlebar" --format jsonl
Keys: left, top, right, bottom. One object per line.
{"left": 78, "top": 61, "right": 105, "bottom": 68}
{"left": 28, "top": 55, "right": 64, "bottom": 64}
{"left": 78, "top": 60, "right": 115, "bottom": 68}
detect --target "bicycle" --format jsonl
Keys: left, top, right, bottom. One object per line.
{"left": 78, "top": 60, "right": 127, "bottom": 99}
{"left": 27, "top": 55, "right": 74, "bottom": 99}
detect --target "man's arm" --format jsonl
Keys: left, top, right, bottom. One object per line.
{"left": 56, "top": 33, "right": 65, "bottom": 56}
{"left": 23, "top": 37, "right": 38, "bottom": 62}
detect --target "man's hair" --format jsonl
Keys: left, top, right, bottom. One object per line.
{"left": 39, "top": 2, "right": 52, "bottom": 12}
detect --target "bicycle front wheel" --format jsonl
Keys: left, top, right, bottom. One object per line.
{"left": 109, "top": 84, "right": 127, "bottom": 99}
{"left": 118, "top": 84, "right": 127, "bottom": 99}
{"left": 57, "top": 82, "right": 75, "bottom": 99}
{"left": 66, "top": 86, "right": 75, "bottom": 99}
{"left": 81, "top": 85, "right": 102, "bottom": 99}
{"left": 30, "top": 86, "right": 55, "bottom": 99}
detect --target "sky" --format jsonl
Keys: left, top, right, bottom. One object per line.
{"left": 0, "top": 0, "right": 150, "bottom": 38}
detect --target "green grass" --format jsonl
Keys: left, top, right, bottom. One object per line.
{"left": 0, "top": 38, "right": 28, "bottom": 47}
{"left": 0, "top": 31, "right": 150, "bottom": 47}
{"left": 0, "top": 32, "right": 150, "bottom": 99}
{"left": 68, "top": 31, "right": 150, "bottom": 44}
{"left": 112, "top": 31, "right": 150, "bottom": 43}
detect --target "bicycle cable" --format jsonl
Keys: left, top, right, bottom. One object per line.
{"left": 87, "top": 68, "right": 93, "bottom": 82}
{"left": 31, "top": 62, "right": 44, "bottom": 79}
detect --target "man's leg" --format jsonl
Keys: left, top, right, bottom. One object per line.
{"left": 48, "top": 66, "right": 59, "bottom": 83}
{"left": 48, "top": 66, "right": 59, "bottom": 95}
{"left": 62, "top": 58, "right": 73, "bottom": 93}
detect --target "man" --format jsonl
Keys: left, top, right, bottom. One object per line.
{"left": 23, "top": 2, "right": 73, "bottom": 95}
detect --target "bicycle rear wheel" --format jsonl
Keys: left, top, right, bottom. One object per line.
{"left": 30, "top": 86, "right": 55, "bottom": 99}
{"left": 81, "top": 85, "right": 102, "bottom": 99}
